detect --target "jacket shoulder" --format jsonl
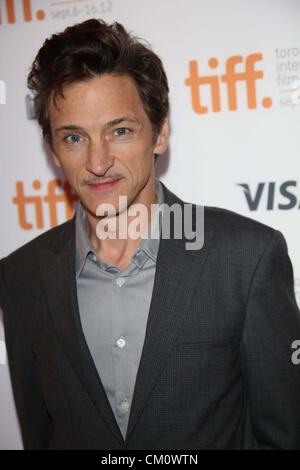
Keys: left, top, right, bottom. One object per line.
{"left": 205, "top": 205, "right": 274, "bottom": 232}
{"left": 203, "top": 205, "right": 281, "bottom": 252}
{"left": 0, "top": 219, "right": 74, "bottom": 271}
{"left": 162, "top": 183, "right": 277, "bottom": 244}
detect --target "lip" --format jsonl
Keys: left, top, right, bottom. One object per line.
{"left": 87, "top": 178, "right": 122, "bottom": 191}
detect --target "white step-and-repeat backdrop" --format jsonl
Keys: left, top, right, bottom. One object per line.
{"left": 0, "top": 0, "right": 299, "bottom": 449}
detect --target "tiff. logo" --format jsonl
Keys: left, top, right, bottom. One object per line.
{"left": 0, "top": 0, "right": 45, "bottom": 25}
{"left": 185, "top": 53, "right": 272, "bottom": 113}
{"left": 13, "top": 179, "right": 78, "bottom": 230}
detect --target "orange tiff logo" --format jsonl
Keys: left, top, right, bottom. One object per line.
{"left": 0, "top": 0, "right": 45, "bottom": 25}
{"left": 185, "top": 53, "right": 272, "bottom": 113}
{"left": 13, "top": 179, "right": 78, "bottom": 230}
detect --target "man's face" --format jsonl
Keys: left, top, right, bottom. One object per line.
{"left": 49, "top": 74, "right": 169, "bottom": 220}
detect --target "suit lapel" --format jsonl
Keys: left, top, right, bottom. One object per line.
{"left": 40, "top": 221, "right": 125, "bottom": 446}
{"left": 125, "top": 186, "right": 214, "bottom": 442}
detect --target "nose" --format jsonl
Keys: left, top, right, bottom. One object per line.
{"left": 85, "top": 138, "right": 114, "bottom": 176}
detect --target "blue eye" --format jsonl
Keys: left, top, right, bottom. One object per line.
{"left": 64, "top": 134, "right": 81, "bottom": 144}
{"left": 114, "top": 127, "right": 129, "bottom": 136}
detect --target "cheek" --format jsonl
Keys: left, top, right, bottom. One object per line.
{"left": 120, "top": 153, "right": 152, "bottom": 182}
{"left": 58, "top": 159, "right": 82, "bottom": 186}
{"left": 120, "top": 141, "right": 154, "bottom": 168}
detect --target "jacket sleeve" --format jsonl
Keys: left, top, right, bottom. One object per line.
{"left": 241, "top": 230, "right": 300, "bottom": 449}
{"left": 0, "top": 264, "right": 52, "bottom": 450}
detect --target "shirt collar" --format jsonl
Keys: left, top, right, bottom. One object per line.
{"left": 75, "top": 178, "right": 165, "bottom": 277}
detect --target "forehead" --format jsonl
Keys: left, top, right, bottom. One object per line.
{"left": 49, "top": 74, "right": 148, "bottom": 125}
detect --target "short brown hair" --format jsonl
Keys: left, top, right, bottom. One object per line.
{"left": 27, "top": 18, "right": 169, "bottom": 146}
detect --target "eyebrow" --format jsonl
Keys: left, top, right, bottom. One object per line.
{"left": 55, "top": 116, "right": 141, "bottom": 133}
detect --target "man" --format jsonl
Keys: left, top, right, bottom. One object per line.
{"left": 0, "top": 19, "right": 300, "bottom": 450}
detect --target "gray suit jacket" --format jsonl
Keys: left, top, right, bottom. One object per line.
{"left": 1, "top": 183, "right": 300, "bottom": 449}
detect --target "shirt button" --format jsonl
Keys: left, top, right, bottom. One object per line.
{"left": 116, "top": 277, "right": 125, "bottom": 287}
{"left": 91, "top": 254, "right": 97, "bottom": 263}
{"left": 120, "top": 399, "right": 130, "bottom": 412}
{"left": 116, "top": 336, "right": 126, "bottom": 349}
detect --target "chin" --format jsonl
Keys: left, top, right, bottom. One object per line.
{"left": 84, "top": 200, "right": 118, "bottom": 219}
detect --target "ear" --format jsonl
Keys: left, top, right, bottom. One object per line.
{"left": 153, "top": 118, "right": 169, "bottom": 156}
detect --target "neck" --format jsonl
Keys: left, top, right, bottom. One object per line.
{"left": 85, "top": 177, "right": 158, "bottom": 269}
